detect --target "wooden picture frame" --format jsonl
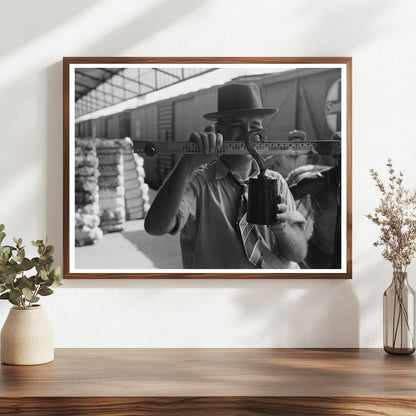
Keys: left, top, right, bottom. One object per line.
{"left": 63, "top": 57, "right": 352, "bottom": 279}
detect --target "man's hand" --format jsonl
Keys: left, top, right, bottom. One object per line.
{"left": 266, "top": 197, "right": 307, "bottom": 263}
{"left": 145, "top": 131, "right": 223, "bottom": 236}
{"left": 268, "top": 200, "right": 288, "bottom": 232}
{"left": 181, "top": 132, "right": 223, "bottom": 170}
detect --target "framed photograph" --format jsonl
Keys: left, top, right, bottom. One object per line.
{"left": 63, "top": 57, "right": 352, "bottom": 279}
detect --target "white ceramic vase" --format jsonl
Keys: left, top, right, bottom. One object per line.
{"left": 1, "top": 305, "right": 54, "bottom": 365}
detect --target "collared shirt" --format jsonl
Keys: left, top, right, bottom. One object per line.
{"left": 170, "top": 158, "right": 305, "bottom": 269}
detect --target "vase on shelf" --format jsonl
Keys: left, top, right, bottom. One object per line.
{"left": 383, "top": 271, "right": 415, "bottom": 355}
{"left": 1, "top": 305, "right": 54, "bottom": 365}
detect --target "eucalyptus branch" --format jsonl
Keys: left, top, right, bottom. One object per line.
{"left": 33, "top": 284, "right": 41, "bottom": 300}
{"left": 0, "top": 225, "right": 62, "bottom": 309}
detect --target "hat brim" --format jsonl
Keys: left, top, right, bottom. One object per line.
{"left": 203, "top": 107, "right": 278, "bottom": 121}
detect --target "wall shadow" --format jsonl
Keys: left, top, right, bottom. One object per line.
{"left": 47, "top": 0, "right": 204, "bottom": 265}
{"left": 233, "top": 279, "right": 360, "bottom": 347}
{"left": 290, "top": 0, "right": 394, "bottom": 51}
{"left": 79, "top": 0, "right": 204, "bottom": 55}
{"left": 0, "top": 0, "right": 102, "bottom": 56}
{"left": 46, "top": 61, "right": 63, "bottom": 263}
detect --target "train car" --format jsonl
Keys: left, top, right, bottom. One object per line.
{"left": 255, "top": 68, "right": 340, "bottom": 141}
{"left": 91, "top": 115, "right": 106, "bottom": 138}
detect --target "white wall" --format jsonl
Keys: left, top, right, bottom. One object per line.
{"left": 0, "top": 0, "right": 415, "bottom": 347}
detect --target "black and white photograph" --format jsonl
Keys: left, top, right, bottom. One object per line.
{"left": 64, "top": 58, "right": 351, "bottom": 278}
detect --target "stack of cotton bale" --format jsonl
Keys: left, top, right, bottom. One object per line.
{"left": 120, "top": 138, "right": 150, "bottom": 220}
{"left": 96, "top": 139, "right": 126, "bottom": 233}
{"left": 74, "top": 139, "right": 103, "bottom": 246}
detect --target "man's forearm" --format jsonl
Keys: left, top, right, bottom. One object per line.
{"left": 273, "top": 224, "right": 307, "bottom": 263}
{"left": 144, "top": 157, "right": 197, "bottom": 236}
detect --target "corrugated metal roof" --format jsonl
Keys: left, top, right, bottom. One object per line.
{"left": 74, "top": 67, "right": 214, "bottom": 117}
{"left": 75, "top": 68, "right": 121, "bottom": 101}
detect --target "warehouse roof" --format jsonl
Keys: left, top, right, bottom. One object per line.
{"left": 75, "top": 67, "right": 214, "bottom": 117}
{"left": 75, "top": 68, "right": 121, "bottom": 102}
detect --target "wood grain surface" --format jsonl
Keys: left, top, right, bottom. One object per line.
{"left": 1, "top": 348, "right": 415, "bottom": 415}
{"left": 1, "top": 397, "right": 416, "bottom": 416}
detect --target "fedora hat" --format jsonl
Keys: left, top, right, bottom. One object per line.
{"left": 203, "top": 82, "right": 278, "bottom": 121}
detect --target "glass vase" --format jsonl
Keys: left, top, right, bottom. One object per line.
{"left": 383, "top": 271, "right": 415, "bottom": 355}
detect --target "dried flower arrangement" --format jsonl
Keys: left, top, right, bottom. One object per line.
{"left": 366, "top": 159, "right": 416, "bottom": 272}
{"left": 367, "top": 159, "right": 416, "bottom": 354}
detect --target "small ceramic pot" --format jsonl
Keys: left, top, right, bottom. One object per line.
{"left": 1, "top": 305, "right": 54, "bottom": 365}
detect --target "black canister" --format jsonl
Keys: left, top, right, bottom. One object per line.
{"left": 247, "top": 176, "right": 280, "bottom": 225}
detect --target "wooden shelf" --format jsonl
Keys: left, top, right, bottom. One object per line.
{"left": 1, "top": 348, "right": 415, "bottom": 415}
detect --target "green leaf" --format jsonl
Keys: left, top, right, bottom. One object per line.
{"left": 0, "top": 247, "right": 11, "bottom": 263}
{"left": 34, "top": 274, "right": 43, "bottom": 285}
{"left": 9, "top": 288, "right": 21, "bottom": 301}
{"left": 42, "top": 275, "right": 53, "bottom": 287}
{"left": 43, "top": 256, "right": 54, "bottom": 266}
{"left": 0, "top": 246, "right": 17, "bottom": 254}
{"left": 22, "top": 287, "right": 34, "bottom": 301}
{"left": 0, "top": 252, "right": 8, "bottom": 266}
{"left": 12, "top": 238, "right": 23, "bottom": 249}
{"left": 8, "top": 297, "right": 18, "bottom": 306}
{"left": 17, "top": 276, "right": 35, "bottom": 291}
{"left": 0, "top": 232, "right": 6, "bottom": 244}
{"left": 2, "top": 271, "right": 16, "bottom": 285}
{"left": 0, "top": 246, "right": 10, "bottom": 255}
{"left": 52, "top": 267, "right": 63, "bottom": 285}
{"left": 17, "top": 248, "right": 25, "bottom": 263}
{"left": 0, "top": 286, "right": 7, "bottom": 294}
{"left": 38, "top": 287, "right": 53, "bottom": 296}
{"left": 36, "top": 241, "right": 46, "bottom": 255}
{"left": 21, "top": 258, "right": 33, "bottom": 271}
{"left": 45, "top": 245, "right": 55, "bottom": 256}
{"left": 3, "top": 245, "right": 17, "bottom": 251}
{"left": 0, "top": 291, "right": 18, "bottom": 306}
{"left": 39, "top": 269, "right": 48, "bottom": 281}
{"left": 0, "top": 224, "right": 5, "bottom": 232}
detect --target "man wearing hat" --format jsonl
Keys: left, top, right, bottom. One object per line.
{"left": 268, "top": 129, "right": 309, "bottom": 178}
{"left": 145, "top": 83, "right": 307, "bottom": 269}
